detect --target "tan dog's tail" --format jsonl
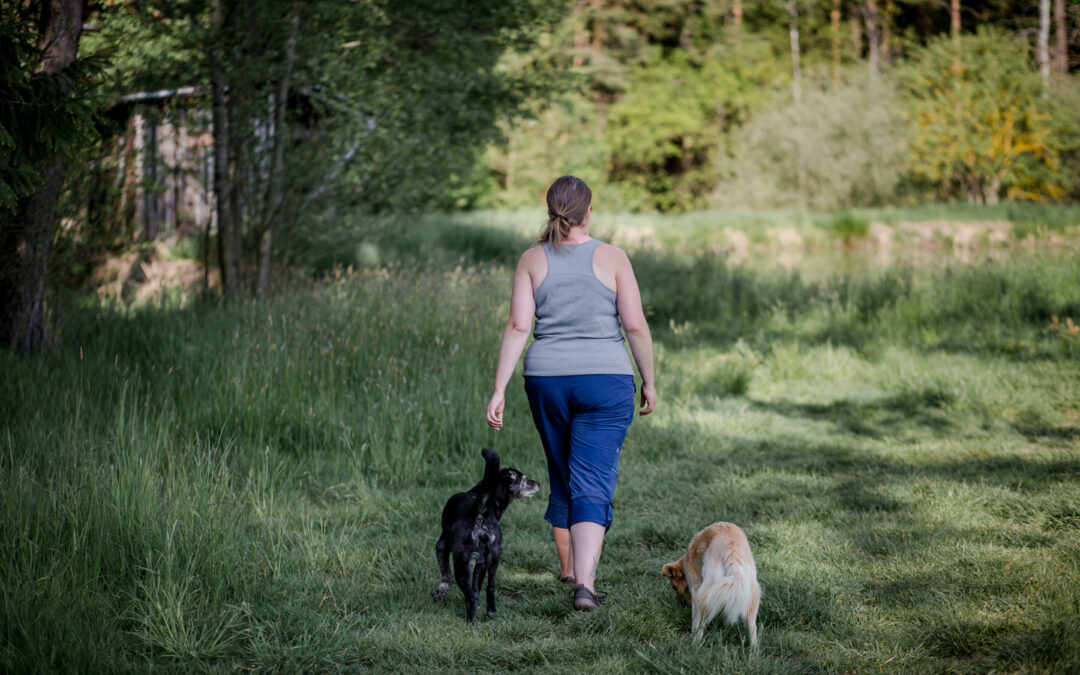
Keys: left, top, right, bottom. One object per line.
{"left": 700, "top": 570, "right": 754, "bottom": 625}
{"left": 694, "top": 565, "right": 760, "bottom": 645}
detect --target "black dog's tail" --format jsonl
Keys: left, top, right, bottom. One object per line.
{"left": 470, "top": 448, "right": 500, "bottom": 496}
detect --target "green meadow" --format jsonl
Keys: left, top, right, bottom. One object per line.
{"left": 3, "top": 209, "right": 1079, "bottom": 672}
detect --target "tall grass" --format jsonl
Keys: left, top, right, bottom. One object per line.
{"left": 2, "top": 212, "right": 1079, "bottom": 671}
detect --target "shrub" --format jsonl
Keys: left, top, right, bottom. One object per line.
{"left": 714, "top": 70, "right": 909, "bottom": 210}
{"left": 829, "top": 211, "right": 871, "bottom": 243}
{"left": 897, "top": 27, "right": 1065, "bottom": 204}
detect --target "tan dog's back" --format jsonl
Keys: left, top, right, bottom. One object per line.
{"left": 663, "top": 522, "right": 760, "bottom": 644}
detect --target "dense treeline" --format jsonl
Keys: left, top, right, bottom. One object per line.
{"left": 477, "top": 0, "right": 1080, "bottom": 212}
{"left": 1, "top": 0, "right": 1079, "bottom": 351}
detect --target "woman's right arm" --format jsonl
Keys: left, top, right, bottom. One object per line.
{"left": 486, "top": 250, "right": 538, "bottom": 430}
{"left": 614, "top": 248, "right": 657, "bottom": 415}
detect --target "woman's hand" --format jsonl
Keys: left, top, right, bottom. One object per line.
{"left": 486, "top": 390, "right": 505, "bottom": 430}
{"left": 639, "top": 382, "right": 657, "bottom": 416}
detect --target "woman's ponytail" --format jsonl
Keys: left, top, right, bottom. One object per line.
{"left": 539, "top": 176, "right": 592, "bottom": 249}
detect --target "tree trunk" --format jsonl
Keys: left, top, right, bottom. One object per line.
{"left": 122, "top": 115, "right": 138, "bottom": 233}
{"left": 950, "top": 0, "right": 960, "bottom": 39}
{"left": 850, "top": 15, "right": 863, "bottom": 63}
{"left": 35, "top": 0, "right": 84, "bottom": 74}
{"left": 788, "top": 0, "right": 806, "bottom": 208}
{"left": 227, "top": 96, "right": 247, "bottom": 294}
{"left": 1039, "top": 0, "right": 1051, "bottom": 92}
{"left": 985, "top": 174, "right": 1003, "bottom": 205}
{"left": 733, "top": 0, "right": 743, "bottom": 26}
{"left": 10, "top": 0, "right": 85, "bottom": 352}
{"left": 257, "top": 1, "right": 300, "bottom": 302}
{"left": 209, "top": 0, "right": 239, "bottom": 302}
{"left": 831, "top": 0, "right": 841, "bottom": 84}
{"left": 1052, "top": 0, "right": 1067, "bottom": 75}
{"left": 143, "top": 109, "right": 159, "bottom": 241}
{"left": 789, "top": 0, "right": 802, "bottom": 104}
{"left": 865, "top": 0, "right": 880, "bottom": 73}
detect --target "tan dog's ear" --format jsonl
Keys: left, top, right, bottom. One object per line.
{"left": 661, "top": 562, "right": 682, "bottom": 579}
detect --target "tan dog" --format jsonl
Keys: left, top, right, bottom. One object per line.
{"left": 662, "top": 522, "right": 760, "bottom": 644}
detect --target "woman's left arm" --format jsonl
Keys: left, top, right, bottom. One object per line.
{"left": 614, "top": 247, "right": 657, "bottom": 415}
{"left": 486, "top": 251, "right": 537, "bottom": 430}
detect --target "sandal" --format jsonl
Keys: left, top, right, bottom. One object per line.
{"left": 559, "top": 575, "right": 575, "bottom": 585}
{"left": 573, "top": 584, "right": 600, "bottom": 611}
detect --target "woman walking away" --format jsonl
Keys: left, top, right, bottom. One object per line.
{"left": 485, "top": 175, "right": 657, "bottom": 611}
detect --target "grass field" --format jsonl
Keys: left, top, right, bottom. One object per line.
{"left": 2, "top": 208, "right": 1079, "bottom": 672}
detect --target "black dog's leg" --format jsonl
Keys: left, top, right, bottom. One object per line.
{"left": 473, "top": 563, "right": 487, "bottom": 616}
{"left": 485, "top": 556, "right": 499, "bottom": 616}
{"left": 432, "top": 536, "right": 451, "bottom": 602}
{"left": 453, "top": 551, "right": 477, "bottom": 622}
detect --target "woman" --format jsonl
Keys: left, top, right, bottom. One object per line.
{"left": 485, "top": 175, "right": 657, "bottom": 611}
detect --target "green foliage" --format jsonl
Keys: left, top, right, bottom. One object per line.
{"left": 829, "top": 210, "right": 871, "bottom": 243}
{"left": 1046, "top": 75, "right": 1080, "bottom": 201}
{"left": 80, "top": 1, "right": 207, "bottom": 99}
{"left": 72, "top": 0, "right": 562, "bottom": 281}
{"left": 475, "top": 0, "right": 1080, "bottom": 212}
{"left": 898, "top": 27, "right": 1065, "bottom": 204}
{"left": 0, "top": 15, "right": 101, "bottom": 213}
{"left": 716, "top": 70, "right": 910, "bottom": 210}
{"left": 480, "top": 91, "right": 614, "bottom": 210}
{"left": 606, "top": 34, "right": 783, "bottom": 212}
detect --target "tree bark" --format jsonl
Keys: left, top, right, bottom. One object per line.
{"left": 209, "top": 0, "right": 240, "bottom": 302}
{"left": 227, "top": 94, "right": 247, "bottom": 294}
{"left": 831, "top": 0, "right": 841, "bottom": 84}
{"left": 257, "top": 1, "right": 300, "bottom": 302}
{"left": 950, "top": 0, "right": 960, "bottom": 39}
{"left": 143, "top": 109, "right": 159, "bottom": 240}
{"left": 1052, "top": 0, "right": 1067, "bottom": 75}
{"left": 865, "top": 0, "right": 880, "bottom": 73}
{"left": 35, "top": 0, "right": 84, "bottom": 75}
{"left": 850, "top": 15, "right": 863, "bottom": 60}
{"left": 788, "top": 0, "right": 806, "bottom": 208}
{"left": 10, "top": 0, "right": 85, "bottom": 352}
{"left": 788, "top": 0, "right": 802, "bottom": 104}
{"left": 1039, "top": 0, "right": 1051, "bottom": 91}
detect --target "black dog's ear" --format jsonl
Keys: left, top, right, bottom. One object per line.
{"left": 480, "top": 448, "right": 501, "bottom": 491}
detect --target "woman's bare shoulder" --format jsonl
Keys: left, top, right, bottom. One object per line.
{"left": 517, "top": 245, "right": 546, "bottom": 274}
{"left": 519, "top": 245, "right": 544, "bottom": 263}
{"left": 594, "top": 241, "right": 631, "bottom": 266}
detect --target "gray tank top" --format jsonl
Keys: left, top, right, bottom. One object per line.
{"left": 523, "top": 239, "right": 635, "bottom": 377}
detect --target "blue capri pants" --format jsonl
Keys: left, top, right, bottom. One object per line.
{"left": 524, "top": 374, "right": 636, "bottom": 530}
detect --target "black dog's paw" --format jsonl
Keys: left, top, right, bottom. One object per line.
{"left": 486, "top": 608, "right": 498, "bottom": 617}
{"left": 433, "top": 582, "right": 450, "bottom": 603}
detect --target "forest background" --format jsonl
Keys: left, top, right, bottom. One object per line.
{"left": 2, "top": 0, "right": 1080, "bottom": 337}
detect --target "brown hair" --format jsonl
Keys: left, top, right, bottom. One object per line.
{"left": 538, "top": 175, "right": 592, "bottom": 249}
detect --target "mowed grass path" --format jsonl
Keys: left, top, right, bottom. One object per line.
{"left": 2, "top": 216, "right": 1079, "bottom": 672}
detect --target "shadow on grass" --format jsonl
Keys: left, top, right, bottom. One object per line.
{"left": 719, "top": 431, "right": 1080, "bottom": 490}
{"left": 1013, "top": 423, "right": 1080, "bottom": 441}
{"left": 749, "top": 390, "right": 956, "bottom": 441}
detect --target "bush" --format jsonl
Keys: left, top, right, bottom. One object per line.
{"left": 897, "top": 27, "right": 1065, "bottom": 204}
{"left": 713, "top": 70, "right": 910, "bottom": 210}
{"left": 829, "top": 211, "right": 871, "bottom": 243}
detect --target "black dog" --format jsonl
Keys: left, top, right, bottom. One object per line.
{"left": 432, "top": 448, "right": 539, "bottom": 622}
